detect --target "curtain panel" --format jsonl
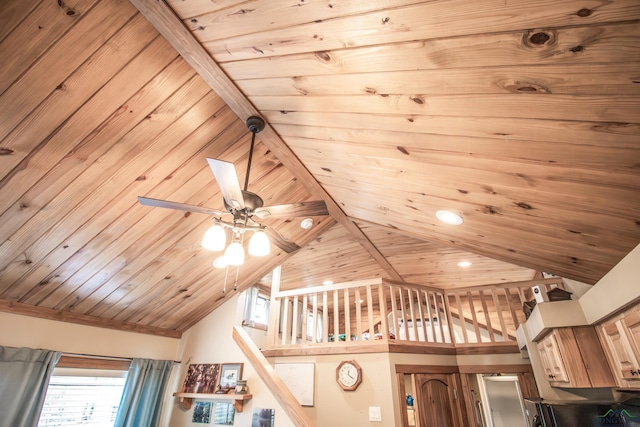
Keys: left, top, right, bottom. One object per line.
{"left": 115, "top": 358, "right": 173, "bottom": 427}
{"left": 0, "top": 346, "right": 61, "bottom": 427}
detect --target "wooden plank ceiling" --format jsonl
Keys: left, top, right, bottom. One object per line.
{"left": 0, "top": 0, "right": 638, "bottom": 337}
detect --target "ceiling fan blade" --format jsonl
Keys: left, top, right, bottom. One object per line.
{"left": 138, "top": 196, "right": 227, "bottom": 216}
{"left": 254, "top": 200, "right": 329, "bottom": 219}
{"left": 265, "top": 227, "right": 301, "bottom": 254}
{"left": 207, "top": 158, "right": 245, "bottom": 210}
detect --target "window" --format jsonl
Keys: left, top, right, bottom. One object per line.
{"left": 243, "top": 286, "right": 270, "bottom": 329}
{"left": 38, "top": 365, "right": 127, "bottom": 427}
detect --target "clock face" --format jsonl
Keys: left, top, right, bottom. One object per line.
{"left": 336, "top": 360, "right": 362, "bottom": 391}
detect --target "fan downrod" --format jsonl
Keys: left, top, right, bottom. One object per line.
{"left": 246, "top": 116, "right": 265, "bottom": 134}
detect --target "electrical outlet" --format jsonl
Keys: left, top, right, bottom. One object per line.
{"left": 368, "top": 406, "right": 382, "bottom": 422}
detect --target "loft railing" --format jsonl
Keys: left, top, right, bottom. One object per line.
{"left": 265, "top": 276, "right": 564, "bottom": 352}
{"left": 444, "top": 277, "right": 564, "bottom": 345}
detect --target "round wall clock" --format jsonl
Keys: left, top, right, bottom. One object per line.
{"left": 336, "top": 360, "right": 362, "bottom": 391}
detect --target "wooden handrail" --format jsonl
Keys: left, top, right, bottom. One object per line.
{"left": 233, "top": 326, "right": 317, "bottom": 427}
{"left": 274, "top": 278, "right": 383, "bottom": 298}
{"left": 443, "top": 277, "right": 563, "bottom": 294}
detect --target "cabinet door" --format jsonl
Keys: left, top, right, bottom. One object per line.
{"left": 543, "top": 332, "right": 570, "bottom": 385}
{"left": 600, "top": 320, "right": 640, "bottom": 383}
{"left": 536, "top": 340, "right": 555, "bottom": 381}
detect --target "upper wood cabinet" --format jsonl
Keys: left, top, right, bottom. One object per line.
{"left": 598, "top": 308, "right": 640, "bottom": 388}
{"left": 536, "top": 326, "right": 616, "bottom": 388}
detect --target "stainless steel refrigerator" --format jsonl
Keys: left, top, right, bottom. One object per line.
{"left": 524, "top": 398, "right": 640, "bottom": 427}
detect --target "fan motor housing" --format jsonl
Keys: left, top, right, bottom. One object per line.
{"left": 224, "top": 190, "right": 264, "bottom": 212}
{"left": 246, "top": 116, "right": 265, "bottom": 134}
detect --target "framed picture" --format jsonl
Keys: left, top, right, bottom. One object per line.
{"left": 182, "top": 364, "right": 221, "bottom": 394}
{"left": 192, "top": 401, "right": 212, "bottom": 424}
{"left": 214, "top": 402, "right": 235, "bottom": 425}
{"left": 251, "top": 408, "right": 274, "bottom": 427}
{"left": 218, "top": 363, "right": 243, "bottom": 389}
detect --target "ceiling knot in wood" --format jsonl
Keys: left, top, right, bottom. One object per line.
{"left": 57, "top": 0, "right": 78, "bottom": 17}
{"left": 576, "top": 8, "right": 593, "bottom": 17}
{"left": 523, "top": 30, "right": 556, "bottom": 49}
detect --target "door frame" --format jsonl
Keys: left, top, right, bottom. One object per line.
{"left": 477, "top": 374, "right": 527, "bottom": 427}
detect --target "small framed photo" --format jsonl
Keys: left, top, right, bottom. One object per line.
{"left": 193, "top": 401, "right": 212, "bottom": 424}
{"left": 218, "top": 363, "right": 243, "bottom": 389}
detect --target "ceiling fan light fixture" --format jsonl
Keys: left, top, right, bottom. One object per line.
{"left": 248, "top": 230, "right": 270, "bottom": 256}
{"left": 202, "top": 223, "right": 226, "bottom": 251}
{"left": 457, "top": 261, "right": 472, "bottom": 268}
{"left": 213, "top": 256, "right": 228, "bottom": 269}
{"left": 224, "top": 241, "right": 245, "bottom": 266}
{"left": 435, "top": 210, "right": 464, "bottom": 225}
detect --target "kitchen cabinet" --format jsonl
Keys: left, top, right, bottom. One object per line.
{"left": 535, "top": 326, "right": 615, "bottom": 388}
{"left": 598, "top": 308, "right": 640, "bottom": 388}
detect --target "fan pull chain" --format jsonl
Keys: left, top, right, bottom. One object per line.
{"left": 222, "top": 263, "right": 230, "bottom": 294}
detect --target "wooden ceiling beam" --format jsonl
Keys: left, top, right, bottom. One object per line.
{"left": 128, "top": 0, "right": 403, "bottom": 282}
{"left": 0, "top": 299, "right": 181, "bottom": 338}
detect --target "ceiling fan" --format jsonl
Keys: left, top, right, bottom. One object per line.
{"left": 137, "top": 116, "right": 329, "bottom": 256}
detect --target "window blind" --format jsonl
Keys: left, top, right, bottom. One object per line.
{"left": 38, "top": 375, "right": 126, "bottom": 427}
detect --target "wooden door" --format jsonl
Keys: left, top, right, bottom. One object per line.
{"left": 414, "top": 373, "right": 461, "bottom": 427}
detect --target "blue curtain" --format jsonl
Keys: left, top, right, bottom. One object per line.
{"left": 0, "top": 346, "right": 61, "bottom": 427}
{"left": 114, "top": 358, "right": 174, "bottom": 427}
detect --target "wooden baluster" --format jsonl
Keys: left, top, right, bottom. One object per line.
{"left": 366, "top": 285, "right": 374, "bottom": 343}
{"left": 443, "top": 293, "right": 456, "bottom": 344}
{"left": 291, "top": 295, "right": 299, "bottom": 345}
{"left": 424, "top": 290, "right": 436, "bottom": 342}
{"left": 491, "top": 288, "right": 509, "bottom": 341}
{"left": 390, "top": 285, "right": 399, "bottom": 341}
{"left": 333, "top": 290, "right": 340, "bottom": 342}
{"left": 322, "top": 291, "right": 328, "bottom": 343}
{"left": 407, "top": 288, "right": 418, "bottom": 341}
{"left": 344, "top": 288, "right": 351, "bottom": 342}
{"left": 378, "top": 283, "right": 388, "bottom": 341}
{"left": 503, "top": 287, "right": 521, "bottom": 330}
{"left": 516, "top": 286, "right": 527, "bottom": 306}
{"left": 479, "top": 290, "right": 495, "bottom": 343}
{"left": 415, "top": 289, "right": 427, "bottom": 342}
{"left": 311, "top": 293, "right": 318, "bottom": 344}
{"left": 398, "top": 287, "right": 408, "bottom": 342}
{"left": 455, "top": 292, "right": 469, "bottom": 344}
{"left": 467, "top": 292, "right": 481, "bottom": 343}
{"left": 433, "top": 292, "right": 446, "bottom": 343}
{"left": 302, "top": 294, "right": 309, "bottom": 344}
{"left": 266, "top": 266, "right": 282, "bottom": 349}
{"left": 356, "top": 288, "right": 363, "bottom": 341}
{"left": 281, "top": 296, "right": 290, "bottom": 346}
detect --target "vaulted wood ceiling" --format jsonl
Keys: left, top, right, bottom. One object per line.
{"left": 0, "top": 0, "right": 638, "bottom": 337}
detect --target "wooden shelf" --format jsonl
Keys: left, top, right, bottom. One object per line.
{"left": 172, "top": 392, "right": 252, "bottom": 412}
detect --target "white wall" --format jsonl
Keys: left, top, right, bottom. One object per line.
{"left": 580, "top": 243, "right": 640, "bottom": 324}
{"left": 0, "top": 311, "right": 180, "bottom": 360}
{"left": 271, "top": 352, "right": 398, "bottom": 427}
{"left": 168, "top": 292, "right": 296, "bottom": 427}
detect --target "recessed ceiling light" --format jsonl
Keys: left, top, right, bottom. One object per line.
{"left": 322, "top": 280, "right": 333, "bottom": 286}
{"left": 458, "top": 261, "right": 472, "bottom": 268}
{"left": 435, "top": 210, "right": 463, "bottom": 225}
{"left": 300, "top": 218, "right": 314, "bottom": 229}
